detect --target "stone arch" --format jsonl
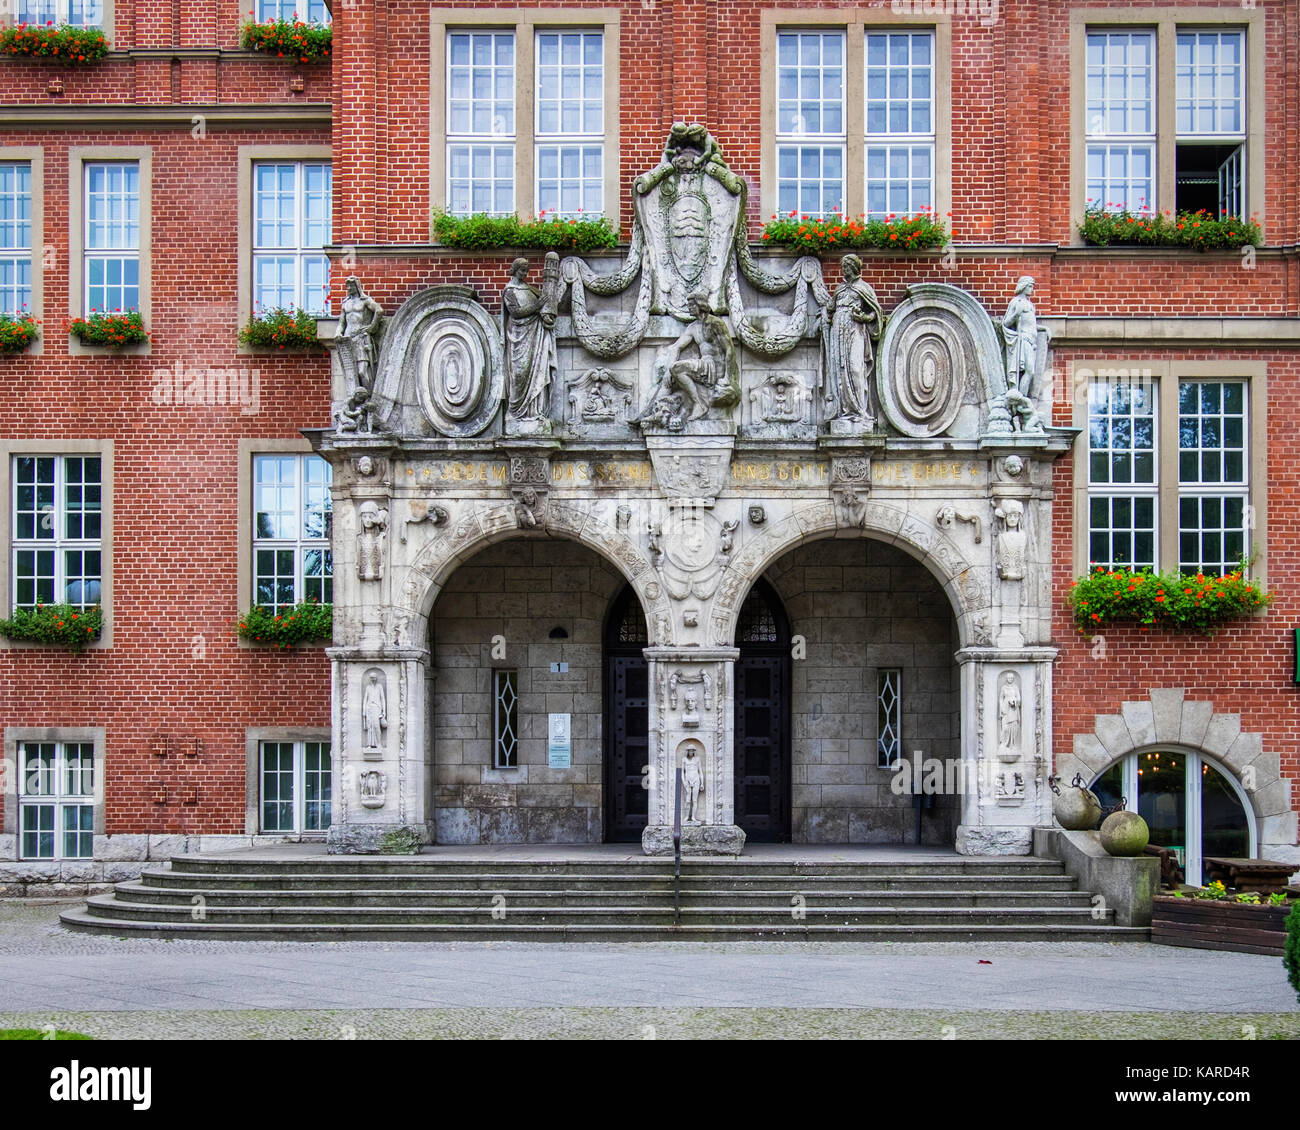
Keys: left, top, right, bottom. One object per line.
{"left": 709, "top": 498, "right": 987, "bottom": 649}
{"left": 1059, "top": 688, "right": 1296, "bottom": 857}
{"left": 394, "top": 499, "right": 671, "bottom": 652}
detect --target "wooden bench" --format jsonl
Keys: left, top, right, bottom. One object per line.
{"left": 1203, "top": 856, "right": 1298, "bottom": 894}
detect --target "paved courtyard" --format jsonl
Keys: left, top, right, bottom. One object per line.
{"left": 0, "top": 899, "right": 1296, "bottom": 1039}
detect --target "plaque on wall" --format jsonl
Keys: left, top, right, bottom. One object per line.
{"left": 548, "top": 713, "right": 572, "bottom": 769}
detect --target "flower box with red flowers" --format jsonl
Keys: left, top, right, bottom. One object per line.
{"left": 240, "top": 17, "right": 331, "bottom": 65}
{"left": 1079, "top": 203, "right": 1262, "bottom": 250}
{"left": 1068, "top": 563, "right": 1271, "bottom": 636}
{"left": 239, "top": 306, "right": 322, "bottom": 351}
{"left": 760, "top": 208, "right": 949, "bottom": 254}
{"left": 69, "top": 310, "right": 150, "bottom": 348}
{"left": 0, "top": 602, "right": 102, "bottom": 651}
{"left": 238, "top": 599, "right": 333, "bottom": 649}
{"left": 0, "top": 23, "right": 109, "bottom": 65}
{"left": 0, "top": 312, "right": 40, "bottom": 353}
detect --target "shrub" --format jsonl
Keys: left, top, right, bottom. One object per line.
{"left": 1068, "top": 563, "right": 1270, "bottom": 636}
{"left": 0, "top": 603, "right": 102, "bottom": 651}
{"left": 761, "top": 208, "right": 949, "bottom": 253}
{"left": 0, "top": 312, "right": 39, "bottom": 353}
{"left": 378, "top": 827, "right": 422, "bottom": 855}
{"left": 1286, "top": 900, "right": 1300, "bottom": 1006}
{"left": 239, "top": 307, "right": 320, "bottom": 350}
{"left": 433, "top": 210, "right": 619, "bottom": 253}
{"left": 69, "top": 310, "right": 150, "bottom": 348}
{"left": 237, "top": 600, "right": 332, "bottom": 649}
{"left": 1194, "top": 881, "right": 1228, "bottom": 901}
{"left": 0, "top": 23, "right": 109, "bottom": 64}
{"left": 1079, "top": 203, "right": 1262, "bottom": 250}
{"left": 240, "top": 18, "right": 331, "bottom": 64}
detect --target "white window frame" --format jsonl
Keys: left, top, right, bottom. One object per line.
{"left": 83, "top": 160, "right": 139, "bottom": 317}
{"left": 533, "top": 28, "right": 605, "bottom": 219}
{"left": 255, "top": 0, "right": 329, "bottom": 23}
{"left": 1174, "top": 28, "right": 1246, "bottom": 219}
{"left": 1073, "top": 361, "right": 1266, "bottom": 584}
{"left": 1091, "top": 750, "right": 1256, "bottom": 887}
{"left": 258, "top": 738, "right": 333, "bottom": 837}
{"left": 16, "top": 741, "right": 95, "bottom": 860}
{"left": 1084, "top": 373, "right": 1159, "bottom": 572}
{"left": 0, "top": 161, "right": 33, "bottom": 318}
{"left": 774, "top": 29, "right": 847, "bottom": 220}
{"left": 493, "top": 668, "right": 518, "bottom": 770}
{"left": 430, "top": 8, "right": 621, "bottom": 232}
{"left": 16, "top": 0, "right": 103, "bottom": 27}
{"left": 4, "top": 727, "right": 106, "bottom": 864}
{"left": 251, "top": 452, "right": 332, "bottom": 614}
{"left": 1175, "top": 379, "right": 1249, "bottom": 574}
{"left": 1084, "top": 29, "right": 1157, "bottom": 214}
{"left": 864, "top": 29, "right": 935, "bottom": 219}
{"left": 9, "top": 452, "right": 103, "bottom": 614}
{"left": 445, "top": 28, "right": 518, "bottom": 218}
{"left": 251, "top": 159, "right": 332, "bottom": 317}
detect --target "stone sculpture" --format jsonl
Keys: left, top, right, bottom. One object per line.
{"left": 362, "top": 668, "right": 387, "bottom": 751}
{"left": 338, "top": 276, "right": 384, "bottom": 393}
{"left": 996, "top": 671, "right": 1022, "bottom": 760}
{"left": 1001, "top": 276, "right": 1045, "bottom": 434}
{"left": 503, "top": 254, "right": 561, "bottom": 431}
{"left": 357, "top": 500, "right": 388, "bottom": 581}
{"left": 823, "top": 253, "right": 883, "bottom": 431}
{"left": 335, "top": 386, "right": 374, "bottom": 435}
{"left": 565, "top": 366, "right": 636, "bottom": 427}
{"left": 994, "top": 498, "right": 1027, "bottom": 580}
{"left": 637, "top": 293, "right": 740, "bottom": 426}
{"left": 358, "top": 769, "right": 386, "bottom": 808}
{"left": 681, "top": 743, "right": 704, "bottom": 824}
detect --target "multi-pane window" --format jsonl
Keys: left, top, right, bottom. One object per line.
{"left": 864, "top": 31, "right": 934, "bottom": 218}
{"left": 535, "top": 31, "right": 604, "bottom": 218}
{"left": 11, "top": 455, "right": 102, "bottom": 612}
{"left": 0, "top": 163, "right": 32, "bottom": 316}
{"left": 16, "top": 0, "right": 102, "bottom": 27}
{"left": 1086, "top": 376, "right": 1250, "bottom": 577}
{"left": 877, "top": 668, "right": 901, "bottom": 769}
{"left": 252, "top": 162, "right": 331, "bottom": 316}
{"left": 253, "top": 454, "right": 332, "bottom": 613}
{"left": 84, "top": 162, "right": 139, "bottom": 314}
{"left": 775, "top": 31, "right": 845, "bottom": 217}
{"left": 256, "top": 0, "right": 329, "bottom": 23}
{"left": 260, "top": 740, "right": 331, "bottom": 835}
{"left": 1178, "top": 381, "right": 1247, "bottom": 573}
{"left": 18, "top": 742, "right": 94, "bottom": 860}
{"left": 1087, "top": 379, "right": 1157, "bottom": 570}
{"left": 493, "top": 669, "right": 518, "bottom": 769}
{"left": 446, "top": 30, "right": 517, "bottom": 217}
{"left": 1175, "top": 30, "right": 1245, "bottom": 218}
{"left": 1085, "top": 31, "right": 1156, "bottom": 213}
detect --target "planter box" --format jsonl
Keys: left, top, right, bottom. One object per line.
{"left": 1151, "top": 896, "right": 1291, "bottom": 956}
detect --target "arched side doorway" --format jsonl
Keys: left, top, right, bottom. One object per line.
{"left": 604, "top": 585, "right": 650, "bottom": 843}
{"left": 1091, "top": 750, "right": 1256, "bottom": 887}
{"left": 733, "top": 579, "right": 792, "bottom": 843}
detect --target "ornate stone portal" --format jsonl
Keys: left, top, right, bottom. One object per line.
{"left": 313, "top": 124, "right": 1071, "bottom": 856}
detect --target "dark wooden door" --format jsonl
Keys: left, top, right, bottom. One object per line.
{"left": 733, "top": 580, "right": 791, "bottom": 842}
{"left": 604, "top": 587, "right": 649, "bottom": 842}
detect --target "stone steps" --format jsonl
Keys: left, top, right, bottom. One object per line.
{"left": 60, "top": 853, "right": 1147, "bottom": 942}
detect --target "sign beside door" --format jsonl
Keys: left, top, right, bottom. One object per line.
{"left": 548, "top": 713, "right": 572, "bottom": 769}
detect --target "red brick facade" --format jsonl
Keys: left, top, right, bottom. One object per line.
{"left": 2, "top": 1, "right": 1297, "bottom": 851}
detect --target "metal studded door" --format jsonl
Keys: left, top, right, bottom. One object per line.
{"left": 733, "top": 580, "right": 791, "bottom": 842}
{"left": 604, "top": 587, "right": 649, "bottom": 842}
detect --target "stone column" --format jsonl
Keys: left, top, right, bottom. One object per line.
{"left": 641, "top": 646, "right": 745, "bottom": 856}
{"left": 954, "top": 647, "right": 1056, "bottom": 855}
{"left": 326, "top": 647, "right": 432, "bottom": 853}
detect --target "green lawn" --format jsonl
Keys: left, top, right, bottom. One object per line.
{"left": 0, "top": 1028, "right": 91, "bottom": 1040}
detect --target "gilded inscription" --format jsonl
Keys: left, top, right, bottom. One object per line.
{"left": 729, "top": 461, "right": 828, "bottom": 484}
{"left": 872, "top": 461, "right": 975, "bottom": 484}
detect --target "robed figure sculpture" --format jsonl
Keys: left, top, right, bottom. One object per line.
{"left": 823, "top": 254, "right": 883, "bottom": 429}
{"left": 504, "top": 253, "right": 562, "bottom": 430}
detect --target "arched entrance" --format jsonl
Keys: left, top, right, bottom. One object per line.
{"left": 1091, "top": 750, "right": 1256, "bottom": 886}
{"left": 603, "top": 585, "right": 650, "bottom": 842}
{"left": 733, "top": 579, "right": 792, "bottom": 842}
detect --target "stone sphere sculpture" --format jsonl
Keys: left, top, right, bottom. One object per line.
{"left": 1053, "top": 782, "right": 1103, "bottom": 830}
{"left": 1099, "top": 810, "right": 1150, "bottom": 857}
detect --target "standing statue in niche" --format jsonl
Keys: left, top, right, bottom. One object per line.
{"left": 823, "top": 254, "right": 883, "bottom": 429}
{"left": 994, "top": 498, "right": 1028, "bottom": 581}
{"left": 504, "top": 254, "right": 561, "bottom": 429}
{"left": 1001, "top": 276, "right": 1045, "bottom": 433}
{"left": 681, "top": 744, "right": 704, "bottom": 824}
{"left": 362, "top": 669, "right": 388, "bottom": 751}
{"left": 637, "top": 292, "right": 740, "bottom": 425}
{"left": 356, "top": 500, "right": 389, "bottom": 582}
{"left": 338, "top": 276, "right": 384, "bottom": 393}
{"left": 997, "top": 671, "right": 1023, "bottom": 761}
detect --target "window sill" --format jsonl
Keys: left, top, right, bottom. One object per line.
{"left": 68, "top": 336, "right": 150, "bottom": 357}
